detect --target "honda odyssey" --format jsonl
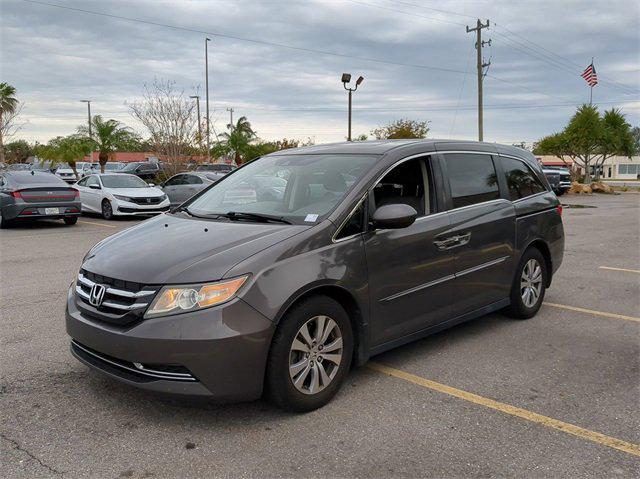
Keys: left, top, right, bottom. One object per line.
{"left": 66, "top": 140, "right": 564, "bottom": 411}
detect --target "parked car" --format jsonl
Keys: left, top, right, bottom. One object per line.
{"left": 55, "top": 163, "right": 81, "bottom": 183}
{"left": 7, "top": 163, "right": 32, "bottom": 171}
{"left": 0, "top": 171, "right": 81, "bottom": 228}
{"left": 74, "top": 173, "right": 169, "bottom": 219}
{"left": 160, "top": 172, "right": 223, "bottom": 207}
{"left": 117, "top": 162, "right": 161, "bottom": 181}
{"left": 195, "top": 163, "right": 235, "bottom": 173}
{"left": 66, "top": 140, "right": 564, "bottom": 411}
{"left": 104, "top": 162, "right": 125, "bottom": 172}
{"left": 542, "top": 166, "right": 571, "bottom": 195}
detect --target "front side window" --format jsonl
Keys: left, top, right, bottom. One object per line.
{"left": 501, "top": 157, "right": 546, "bottom": 200}
{"left": 86, "top": 176, "right": 100, "bottom": 188}
{"left": 164, "top": 175, "right": 186, "bottom": 186}
{"left": 185, "top": 154, "right": 378, "bottom": 225}
{"left": 443, "top": 153, "right": 499, "bottom": 208}
{"left": 185, "top": 175, "right": 204, "bottom": 185}
{"left": 372, "top": 157, "right": 432, "bottom": 217}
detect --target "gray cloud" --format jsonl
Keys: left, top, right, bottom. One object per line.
{"left": 1, "top": 0, "right": 638, "bottom": 145}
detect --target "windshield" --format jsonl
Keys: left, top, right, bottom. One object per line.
{"left": 101, "top": 174, "right": 149, "bottom": 188}
{"left": 185, "top": 154, "right": 377, "bottom": 224}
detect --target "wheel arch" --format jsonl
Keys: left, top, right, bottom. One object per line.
{"left": 522, "top": 238, "right": 553, "bottom": 287}
{"left": 272, "top": 282, "right": 369, "bottom": 367}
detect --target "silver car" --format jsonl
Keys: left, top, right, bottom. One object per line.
{"left": 160, "top": 172, "right": 224, "bottom": 207}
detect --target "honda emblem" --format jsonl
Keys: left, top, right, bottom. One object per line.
{"left": 89, "top": 283, "right": 106, "bottom": 307}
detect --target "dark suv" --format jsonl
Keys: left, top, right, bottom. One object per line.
{"left": 66, "top": 140, "right": 564, "bottom": 411}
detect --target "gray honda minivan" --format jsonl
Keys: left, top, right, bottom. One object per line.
{"left": 66, "top": 140, "right": 564, "bottom": 411}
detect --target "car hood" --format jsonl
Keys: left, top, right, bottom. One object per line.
{"left": 105, "top": 187, "right": 164, "bottom": 197}
{"left": 82, "top": 213, "right": 309, "bottom": 284}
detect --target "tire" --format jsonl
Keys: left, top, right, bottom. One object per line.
{"left": 266, "top": 295, "right": 354, "bottom": 412}
{"left": 505, "top": 248, "right": 547, "bottom": 319}
{"left": 556, "top": 189, "right": 565, "bottom": 196}
{"left": 64, "top": 217, "right": 78, "bottom": 225}
{"left": 101, "top": 200, "right": 114, "bottom": 220}
{"left": 0, "top": 209, "right": 11, "bottom": 229}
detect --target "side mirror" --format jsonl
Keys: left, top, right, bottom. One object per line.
{"left": 148, "top": 182, "right": 155, "bottom": 187}
{"left": 372, "top": 204, "right": 417, "bottom": 229}
{"left": 88, "top": 184, "right": 101, "bottom": 190}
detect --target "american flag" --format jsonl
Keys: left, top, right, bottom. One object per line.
{"left": 581, "top": 63, "right": 598, "bottom": 87}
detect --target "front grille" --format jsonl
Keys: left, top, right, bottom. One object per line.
{"left": 118, "top": 206, "right": 169, "bottom": 214}
{"left": 71, "top": 341, "right": 196, "bottom": 382}
{"left": 130, "top": 197, "right": 161, "bottom": 205}
{"left": 75, "top": 269, "right": 159, "bottom": 326}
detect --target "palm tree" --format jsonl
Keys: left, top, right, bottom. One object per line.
{"left": 220, "top": 116, "right": 256, "bottom": 164}
{"left": 0, "top": 82, "right": 20, "bottom": 163}
{"left": 78, "top": 115, "right": 136, "bottom": 172}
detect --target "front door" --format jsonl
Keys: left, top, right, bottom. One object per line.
{"left": 439, "top": 152, "right": 515, "bottom": 316}
{"left": 365, "top": 156, "right": 455, "bottom": 347}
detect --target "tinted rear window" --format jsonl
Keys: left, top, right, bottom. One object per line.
{"left": 443, "top": 153, "right": 500, "bottom": 208}
{"left": 11, "top": 172, "right": 67, "bottom": 185}
{"left": 502, "top": 157, "right": 547, "bottom": 200}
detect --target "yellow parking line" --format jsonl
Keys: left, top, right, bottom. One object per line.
{"left": 367, "top": 362, "right": 640, "bottom": 457}
{"left": 599, "top": 266, "right": 640, "bottom": 274}
{"left": 78, "top": 220, "right": 117, "bottom": 228}
{"left": 543, "top": 302, "right": 640, "bottom": 323}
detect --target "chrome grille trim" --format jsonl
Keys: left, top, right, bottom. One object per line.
{"left": 75, "top": 285, "right": 149, "bottom": 311}
{"left": 77, "top": 273, "right": 155, "bottom": 298}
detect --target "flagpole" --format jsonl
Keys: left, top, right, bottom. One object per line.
{"left": 589, "top": 57, "right": 594, "bottom": 105}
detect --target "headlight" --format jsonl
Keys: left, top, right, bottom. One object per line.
{"left": 144, "top": 275, "right": 249, "bottom": 318}
{"left": 159, "top": 194, "right": 168, "bottom": 201}
{"left": 113, "top": 194, "right": 133, "bottom": 202}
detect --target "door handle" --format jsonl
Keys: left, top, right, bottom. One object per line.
{"left": 434, "top": 232, "right": 472, "bottom": 250}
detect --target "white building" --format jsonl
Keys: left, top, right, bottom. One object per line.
{"left": 536, "top": 155, "right": 639, "bottom": 180}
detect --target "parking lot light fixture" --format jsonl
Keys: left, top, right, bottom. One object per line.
{"left": 342, "top": 73, "right": 364, "bottom": 141}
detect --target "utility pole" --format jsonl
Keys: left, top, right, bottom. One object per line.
{"left": 466, "top": 19, "right": 491, "bottom": 141}
{"left": 227, "top": 107, "right": 234, "bottom": 131}
{"left": 204, "top": 38, "right": 211, "bottom": 161}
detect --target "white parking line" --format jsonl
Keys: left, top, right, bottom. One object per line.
{"left": 78, "top": 220, "right": 117, "bottom": 228}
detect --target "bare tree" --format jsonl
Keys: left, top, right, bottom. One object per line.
{"left": 0, "top": 103, "right": 25, "bottom": 163}
{"left": 128, "top": 79, "right": 197, "bottom": 176}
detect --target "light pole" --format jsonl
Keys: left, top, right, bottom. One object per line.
{"left": 342, "top": 73, "right": 364, "bottom": 141}
{"left": 80, "top": 100, "right": 93, "bottom": 166}
{"left": 226, "top": 107, "right": 234, "bottom": 132}
{"left": 205, "top": 37, "right": 211, "bottom": 162}
{"left": 190, "top": 95, "right": 202, "bottom": 153}
{"left": 80, "top": 100, "right": 92, "bottom": 137}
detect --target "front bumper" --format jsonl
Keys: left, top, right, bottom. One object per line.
{"left": 66, "top": 285, "right": 276, "bottom": 401}
{"left": 114, "top": 199, "right": 171, "bottom": 216}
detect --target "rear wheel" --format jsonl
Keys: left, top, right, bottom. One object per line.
{"left": 506, "top": 248, "right": 547, "bottom": 319}
{"left": 64, "top": 217, "right": 78, "bottom": 225}
{"left": 101, "top": 200, "right": 114, "bottom": 220}
{"left": 266, "top": 295, "right": 353, "bottom": 412}
{"left": 0, "top": 209, "right": 11, "bottom": 229}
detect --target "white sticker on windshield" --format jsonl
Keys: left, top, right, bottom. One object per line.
{"left": 304, "top": 214, "right": 319, "bottom": 223}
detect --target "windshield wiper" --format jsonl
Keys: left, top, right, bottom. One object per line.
{"left": 221, "top": 211, "right": 292, "bottom": 224}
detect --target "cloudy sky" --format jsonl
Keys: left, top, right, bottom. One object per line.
{"left": 1, "top": 0, "right": 639, "bottom": 146}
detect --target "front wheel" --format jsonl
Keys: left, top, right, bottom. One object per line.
{"left": 506, "top": 248, "right": 547, "bottom": 319}
{"left": 266, "top": 295, "right": 353, "bottom": 412}
{"left": 101, "top": 200, "right": 114, "bottom": 220}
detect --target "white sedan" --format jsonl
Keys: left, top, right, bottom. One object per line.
{"left": 75, "top": 173, "right": 170, "bottom": 219}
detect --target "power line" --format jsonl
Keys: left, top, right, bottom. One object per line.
{"left": 20, "top": 0, "right": 468, "bottom": 75}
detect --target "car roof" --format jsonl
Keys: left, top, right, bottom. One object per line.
{"left": 266, "top": 139, "right": 534, "bottom": 160}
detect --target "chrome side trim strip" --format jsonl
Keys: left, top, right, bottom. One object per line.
{"left": 455, "top": 256, "right": 509, "bottom": 278}
{"left": 380, "top": 256, "right": 510, "bottom": 302}
{"left": 71, "top": 341, "right": 196, "bottom": 382}
{"left": 381, "top": 274, "right": 455, "bottom": 302}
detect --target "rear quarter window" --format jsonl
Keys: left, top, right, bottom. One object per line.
{"left": 501, "top": 157, "right": 547, "bottom": 200}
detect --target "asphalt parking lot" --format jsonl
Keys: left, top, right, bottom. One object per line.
{"left": 1, "top": 194, "right": 639, "bottom": 478}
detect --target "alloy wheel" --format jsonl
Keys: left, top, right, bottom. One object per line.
{"left": 289, "top": 315, "right": 343, "bottom": 395}
{"left": 520, "top": 258, "right": 543, "bottom": 308}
